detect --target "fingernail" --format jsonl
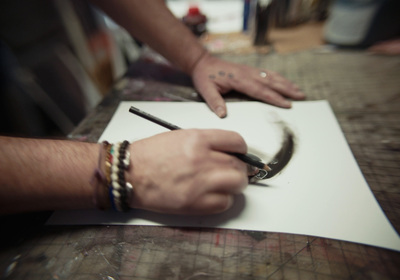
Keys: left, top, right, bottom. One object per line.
{"left": 216, "top": 106, "right": 226, "bottom": 118}
{"left": 247, "top": 165, "right": 259, "bottom": 176}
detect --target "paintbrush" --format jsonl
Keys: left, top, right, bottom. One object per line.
{"left": 128, "top": 106, "right": 271, "bottom": 172}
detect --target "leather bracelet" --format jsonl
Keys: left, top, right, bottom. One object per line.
{"left": 91, "top": 141, "right": 112, "bottom": 210}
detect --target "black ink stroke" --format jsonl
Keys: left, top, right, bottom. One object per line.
{"left": 249, "top": 124, "right": 296, "bottom": 182}
{"left": 264, "top": 127, "right": 295, "bottom": 178}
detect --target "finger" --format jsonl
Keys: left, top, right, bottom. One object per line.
{"left": 266, "top": 79, "right": 305, "bottom": 100}
{"left": 205, "top": 167, "right": 248, "bottom": 194}
{"left": 258, "top": 71, "right": 305, "bottom": 100}
{"left": 195, "top": 82, "right": 227, "bottom": 118}
{"left": 209, "top": 150, "right": 249, "bottom": 177}
{"left": 368, "top": 39, "right": 400, "bottom": 55}
{"left": 230, "top": 78, "right": 292, "bottom": 108}
{"left": 186, "top": 193, "right": 234, "bottom": 214}
{"left": 256, "top": 88, "right": 293, "bottom": 108}
{"left": 203, "top": 129, "right": 248, "bottom": 154}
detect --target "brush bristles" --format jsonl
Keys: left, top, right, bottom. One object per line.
{"left": 263, "top": 164, "right": 272, "bottom": 171}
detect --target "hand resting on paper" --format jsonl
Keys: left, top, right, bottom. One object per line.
{"left": 0, "top": 130, "right": 249, "bottom": 215}
{"left": 191, "top": 53, "right": 305, "bottom": 118}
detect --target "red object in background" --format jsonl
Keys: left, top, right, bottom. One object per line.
{"left": 182, "top": 5, "right": 207, "bottom": 37}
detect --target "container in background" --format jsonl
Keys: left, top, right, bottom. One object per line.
{"left": 246, "top": 0, "right": 272, "bottom": 46}
{"left": 182, "top": 5, "right": 207, "bottom": 37}
{"left": 324, "top": 0, "right": 400, "bottom": 48}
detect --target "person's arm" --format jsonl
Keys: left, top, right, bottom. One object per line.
{"left": 0, "top": 129, "right": 248, "bottom": 215}
{"left": 90, "top": 0, "right": 305, "bottom": 117}
{"left": 368, "top": 38, "right": 400, "bottom": 55}
{"left": 91, "top": 0, "right": 206, "bottom": 75}
{"left": 0, "top": 136, "right": 97, "bottom": 214}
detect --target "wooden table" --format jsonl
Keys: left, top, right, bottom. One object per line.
{"left": 1, "top": 49, "right": 400, "bottom": 280}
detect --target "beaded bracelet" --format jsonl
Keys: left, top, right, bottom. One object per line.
{"left": 92, "top": 140, "right": 133, "bottom": 212}
{"left": 105, "top": 140, "right": 133, "bottom": 212}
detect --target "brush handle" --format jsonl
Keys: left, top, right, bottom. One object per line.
{"left": 129, "top": 106, "right": 269, "bottom": 170}
{"left": 230, "top": 153, "right": 266, "bottom": 169}
{"left": 129, "top": 106, "right": 181, "bottom": 131}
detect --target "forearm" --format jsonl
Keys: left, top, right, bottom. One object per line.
{"left": 0, "top": 136, "right": 98, "bottom": 214}
{"left": 91, "top": 0, "right": 207, "bottom": 74}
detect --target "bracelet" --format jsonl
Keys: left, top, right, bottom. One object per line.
{"left": 188, "top": 49, "right": 208, "bottom": 74}
{"left": 106, "top": 140, "right": 133, "bottom": 212}
{"left": 91, "top": 141, "right": 111, "bottom": 210}
{"left": 92, "top": 140, "right": 133, "bottom": 212}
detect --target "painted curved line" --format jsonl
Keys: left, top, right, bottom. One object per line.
{"left": 264, "top": 127, "right": 295, "bottom": 179}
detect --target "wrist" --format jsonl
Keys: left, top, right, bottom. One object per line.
{"left": 92, "top": 140, "right": 133, "bottom": 212}
{"left": 186, "top": 48, "right": 209, "bottom": 75}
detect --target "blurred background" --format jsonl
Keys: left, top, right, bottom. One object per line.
{"left": 0, "top": 0, "right": 398, "bottom": 138}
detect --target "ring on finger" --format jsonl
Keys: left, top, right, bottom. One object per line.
{"left": 259, "top": 71, "right": 268, "bottom": 78}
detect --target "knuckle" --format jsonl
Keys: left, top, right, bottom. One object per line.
{"left": 226, "top": 130, "right": 245, "bottom": 145}
{"left": 183, "top": 130, "right": 205, "bottom": 153}
{"left": 252, "top": 86, "right": 268, "bottom": 99}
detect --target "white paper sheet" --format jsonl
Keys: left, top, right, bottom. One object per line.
{"left": 48, "top": 101, "right": 400, "bottom": 251}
